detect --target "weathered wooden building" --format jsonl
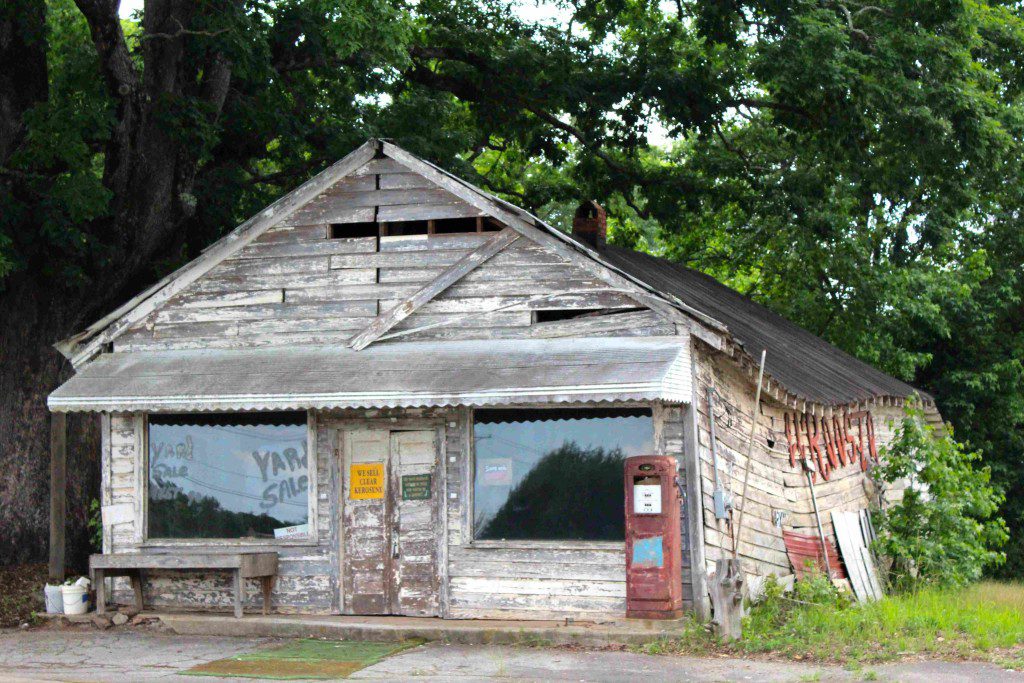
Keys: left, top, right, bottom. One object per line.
{"left": 49, "top": 139, "right": 941, "bottom": 620}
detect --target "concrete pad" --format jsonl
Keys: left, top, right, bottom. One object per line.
{"left": 156, "top": 611, "right": 696, "bottom": 647}
{"left": 0, "top": 629, "right": 1019, "bottom": 682}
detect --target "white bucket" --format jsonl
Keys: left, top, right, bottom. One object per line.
{"left": 44, "top": 584, "right": 63, "bottom": 614}
{"left": 61, "top": 584, "right": 89, "bottom": 615}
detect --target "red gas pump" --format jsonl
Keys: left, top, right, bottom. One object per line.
{"left": 624, "top": 455, "right": 684, "bottom": 619}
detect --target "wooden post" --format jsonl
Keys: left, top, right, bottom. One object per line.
{"left": 48, "top": 411, "right": 67, "bottom": 583}
{"left": 708, "top": 558, "right": 744, "bottom": 640}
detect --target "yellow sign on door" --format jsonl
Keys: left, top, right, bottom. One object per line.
{"left": 350, "top": 463, "right": 385, "bottom": 500}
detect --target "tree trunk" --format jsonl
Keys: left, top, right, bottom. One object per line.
{"left": 0, "top": 0, "right": 236, "bottom": 567}
{"left": 0, "top": 273, "right": 99, "bottom": 569}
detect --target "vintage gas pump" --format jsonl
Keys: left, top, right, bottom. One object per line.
{"left": 624, "top": 455, "right": 684, "bottom": 619}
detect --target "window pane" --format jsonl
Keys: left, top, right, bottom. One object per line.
{"left": 473, "top": 409, "right": 654, "bottom": 541}
{"left": 148, "top": 412, "right": 308, "bottom": 539}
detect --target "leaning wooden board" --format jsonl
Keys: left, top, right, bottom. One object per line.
{"left": 831, "top": 511, "right": 882, "bottom": 602}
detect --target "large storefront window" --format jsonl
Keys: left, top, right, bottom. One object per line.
{"left": 147, "top": 412, "right": 309, "bottom": 540}
{"left": 473, "top": 408, "right": 655, "bottom": 541}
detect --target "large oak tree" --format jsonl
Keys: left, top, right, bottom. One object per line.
{"left": 2, "top": 0, "right": 1022, "bottom": 573}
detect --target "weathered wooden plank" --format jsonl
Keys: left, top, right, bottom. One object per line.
{"left": 284, "top": 279, "right": 606, "bottom": 305}
{"left": 257, "top": 224, "right": 329, "bottom": 244}
{"left": 448, "top": 545, "right": 624, "bottom": 565}
{"left": 49, "top": 412, "right": 67, "bottom": 582}
{"left": 378, "top": 173, "right": 434, "bottom": 190}
{"left": 328, "top": 244, "right": 560, "bottom": 270}
{"left": 351, "top": 158, "right": 409, "bottom": 176}
{"left": 316, "top": 188, "right": 461, "bottom": 208}
{"left": 195, "top": 269, "right": 377, "bottom": 293}
{"left": 449, "top": 561, "right": 624, "bottom": 582}
{"left": 394, "top": 291, "right": 640, "bottom": 315}
{"left": 283, "top": 204, "right": 375, "bottom": 227}
{"left": 236, "top": 236, "right": 377, "bottom": 259}
{"left": 90, "top": 552, "right": 278, "bottom": 572}
{"left": 177, "top": 289, "right": 284, "bottom": 309}
{"left": 379, "top": 234, "right": 488, "bottom": 252}
{"left": 155, "top": 301, "right": 378, "bottom": 324}
{"left": 349, "top": 228, "right": 519, "bottom": 350}
{"left": 379, "top": 264, "right": 582, "bottom": 284}
{"left": 377, "top": 202, "right": 483, "bottom": 222}
{"left": 155, "top": 321, "right": 239, "bottom": 339}
{"left": 448, "top": 592, "right": 625, "bottom": 613}
{"left": 213, "top": 255, "right": 331, "bottom": 278}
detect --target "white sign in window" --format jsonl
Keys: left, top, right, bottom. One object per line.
{"left": 634, "top": 484, "right": 662, "bottom": 514}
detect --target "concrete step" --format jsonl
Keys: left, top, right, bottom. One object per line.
{"left": 157, "top": 612, "right": 698, "bottom": 647}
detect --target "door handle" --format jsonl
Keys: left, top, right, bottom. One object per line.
{"left": 391, "top": 529, "right": 400, "bottom": 559}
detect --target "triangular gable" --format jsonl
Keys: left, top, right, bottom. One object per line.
{"left": 61, "top": 139, "right": 721, "bottom": 367}
{"left": 61, "top": 140, "right": 379, "bottom": 367}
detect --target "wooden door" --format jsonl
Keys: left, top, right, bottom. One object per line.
{"left": 341, "top": 428, "right": 438, "bottom": 616}
{"left": 388, "top": 430, "right": 439, "bottom": 616}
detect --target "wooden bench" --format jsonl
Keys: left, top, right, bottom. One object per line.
{"left": 90, "top": 552, "right": 278, "bottom": 619}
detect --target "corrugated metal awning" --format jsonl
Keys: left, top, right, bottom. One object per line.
{"left": 47, "top": 337, "right": 692, "bottom": 413}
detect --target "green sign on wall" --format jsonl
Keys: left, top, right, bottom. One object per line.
{"left": 401, "top": 473, "right": 432, "bottom": 501}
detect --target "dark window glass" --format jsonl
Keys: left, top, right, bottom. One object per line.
{"left": 147, "top": 412, "right": 309, "bottom": 540}
{"left": 473, "top": 408, "right": 654, "bottom": 541}
{"left": 433, "top": 217, "right": 478, "bottom": 234}
{"left": 330, "top": 222, "right": 378, "bottom": 239}
{"left": 385, "top": 220, "right": 429, "bottom": 236}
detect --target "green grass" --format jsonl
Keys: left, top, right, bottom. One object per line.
{"left": 637, "top": 579, "right": 1024, "bottom": 665}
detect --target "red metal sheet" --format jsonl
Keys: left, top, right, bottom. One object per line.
{"left": 782, "top": 530, "right": 846, "bottom": 580}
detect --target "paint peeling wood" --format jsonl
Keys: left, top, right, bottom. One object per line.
{"left": 348, "top": 228, "right": 520, "bottom": 351}
{"left": 68, "top": 141, "right": 379, "bottom": 367}
{"left": 178, "top": 289, "right": 284, "bottom": 309}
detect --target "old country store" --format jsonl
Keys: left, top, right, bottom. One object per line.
{"left": 48, "top": 139, "right": 942, "bottom": 621}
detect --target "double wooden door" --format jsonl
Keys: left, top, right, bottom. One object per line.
{"left": 341, "top": 428, "right": 439, "bottom": 616}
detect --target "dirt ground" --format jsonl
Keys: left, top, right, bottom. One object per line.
{"left": 0, "top": 629, "right": 1020, "bottom": 682}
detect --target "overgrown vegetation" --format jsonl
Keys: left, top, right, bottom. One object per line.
{"left": 872, "top": 406, "right": 1008, "bottom": 590}
{"left": 2, "top": 0, "right": 1023, "bottom": 571}
{"left": 0, "top": 564, "right": 46, "bottom": 628}
{"left": 638, "top": 578, "right": 1024, "bottom": 665}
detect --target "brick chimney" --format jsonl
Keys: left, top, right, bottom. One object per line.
{"left": 572, "top": 200, "right": 606, "bottom": 249}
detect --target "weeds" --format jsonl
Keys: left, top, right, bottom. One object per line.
{"left": 645, "top": 578, "right": 1024, "bottom": 665}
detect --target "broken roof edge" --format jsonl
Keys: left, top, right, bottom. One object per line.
{"left": 704, "top": 334, "right": 936, "bottom": 418}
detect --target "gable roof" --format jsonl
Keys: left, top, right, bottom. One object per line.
{"left": 58, "top": 138, "right": 926, "bottom": 410}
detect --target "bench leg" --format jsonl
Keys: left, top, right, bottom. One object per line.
{"left": 130, "top": 570, "right": 144, "bottom": 613}
{"left": 260, "top": 576, "right": 273, "bottom": 616}
{"left": 233, "top": 570, "right": 243, "bottom": 619}
{"left": 95, "top": 569, "right": 106, "bottom": 614}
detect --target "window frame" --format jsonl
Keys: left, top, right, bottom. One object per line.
{"left": 466, "top": 405, "right": 655, "bottom": 549}
{"left": 141, "top": 411, "right": 319, "bottom": 548}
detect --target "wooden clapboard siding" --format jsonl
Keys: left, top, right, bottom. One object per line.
{"left": 281, "top": 157, "right": 481, "bottom": 227}
{"left": 104, "top": 412, "right": 340, "bottom": 614}
{"left": 113, "top": 153, "right": 673, "bottom": 352}
{"left": 691, "top": 341, "right": 910, "bottom": 580}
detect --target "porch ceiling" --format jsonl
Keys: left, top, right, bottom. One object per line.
{"left": 47, "top": 336, "right": 692, "bottom": 413}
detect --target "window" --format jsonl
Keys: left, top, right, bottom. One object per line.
{"left": 432, "top": 217, "right": 479, "bottom": 234}
{"left": 330, "top": 222, "right": 378, "bottom": 239}
{"left": 472, "top": 408, "right": 655, "bottom": 541}
{"left": 147, "top": 412, "right": 310, "bottom": 540}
